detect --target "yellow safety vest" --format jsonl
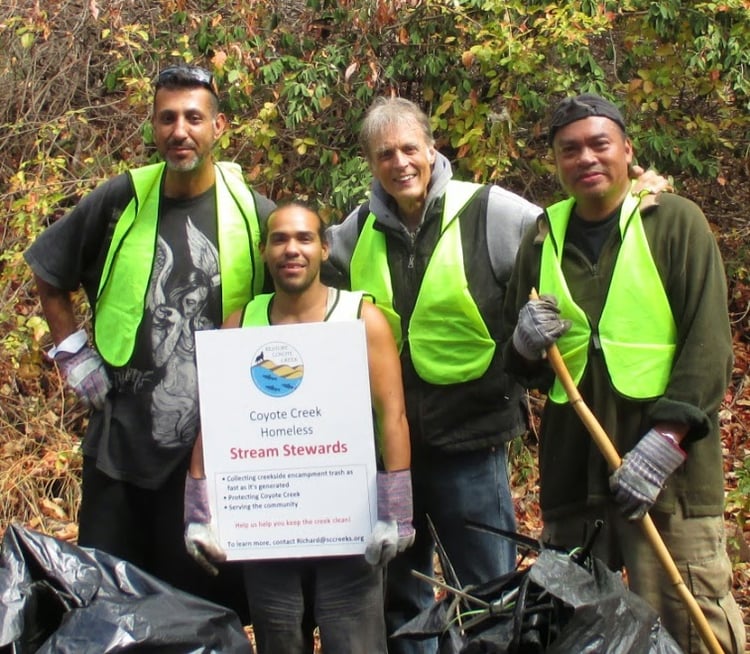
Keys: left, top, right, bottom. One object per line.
{"left": 95, "top": 162, "right": 263, "bottom": 366}
{"left": 350, "top": 180, "right": 495, "bottom": 385}
{"left": 539, "top": 186, "right": 677, "bottom": 402}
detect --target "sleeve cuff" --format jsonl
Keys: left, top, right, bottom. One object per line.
{"left": 647, "top": 397, "right": 712, "bottom": 443}
{"left": 48, "top": 329, "right": 87, "bottom": 359}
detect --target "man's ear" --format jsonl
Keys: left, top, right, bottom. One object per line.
{"left": 213, "top": 112, "right": 227, "bottom": 138}
{"left": 624, "top": 137, "right": 634, "bottom": 165}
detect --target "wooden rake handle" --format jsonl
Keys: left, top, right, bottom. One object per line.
{"left": 529, "top": 289, "right": 723, "bottom": 654}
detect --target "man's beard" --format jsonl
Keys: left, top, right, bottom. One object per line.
{"left": 273, "top": 267, "right": 319, "bottom": 296}
{"left": 165, "top": 152, "right": 202, "bottom": 172}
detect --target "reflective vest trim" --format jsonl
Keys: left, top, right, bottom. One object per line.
{"left": 94, "top": 162, "right": 262, "bottom": 366}
{"left": 350, "top": 180, "right": 494, "bottom": 384}
{"left": 539, "top": 186, "right": 677, "bottom": 403}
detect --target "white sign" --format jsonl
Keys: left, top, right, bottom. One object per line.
{"left": 195, "top": 320, "right": 377, "bottom": 560}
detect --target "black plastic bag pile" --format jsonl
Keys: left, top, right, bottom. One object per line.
{"left": 0, "top": 523, "right": 252, "bottom": 653}
{"left": 392, "top": 522, "right": 683, "bottom": 654}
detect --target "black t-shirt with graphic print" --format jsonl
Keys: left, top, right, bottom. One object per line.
{"left": 24, "top": 171, "right": 274, "bottom": 489}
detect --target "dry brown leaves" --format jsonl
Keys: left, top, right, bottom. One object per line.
{"left": 0, "top": 237, "right": 748, "bottom": 640}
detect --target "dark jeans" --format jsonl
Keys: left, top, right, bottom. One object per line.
{"left": 77, "top": 455, "right": 251, "bottom": 624}
{"left": 243, "top": 556, "right": 386, "bottom": 653}
{"left": 386, "top": 446, "right": 517, "bottom": 654}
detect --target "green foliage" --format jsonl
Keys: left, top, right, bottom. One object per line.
{"left": 607, "top": 0, "right": 750, "bottom": 180}
{"left": 0, "top": 0, "right": 746, "bottom": 363}
{"left": 4, "top": 0, "right": 748, "bottom": 223}
{"left": 508, "top": 435, "right": 537, "bottom": 487}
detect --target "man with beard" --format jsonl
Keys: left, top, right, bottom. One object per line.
{"left": 24, "top": 64, "right": 274, "bottom": 622}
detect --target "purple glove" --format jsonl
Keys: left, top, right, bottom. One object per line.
{"left": 365, "top": 469, "right": 415, "bottom": 566}
{"left": 184, "top": 474, "right": 226, "bottom": 575}
{"left": 609, "top": 428, "right": 686, "bottom": 520}
{"left": 55, "top": 345, "right": 111, "bottom": 410}
{"left": 512, "top": 294, "right": 571, "bottom": 360}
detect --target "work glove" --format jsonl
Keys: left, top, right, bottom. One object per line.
{"left": 512, "top": 295, "right": 571, "bottom": 361}
{"left": 52, "top": 330, "right": 111, "bottom": 410}
{"left": 184, "top": 474, "right": 226, "bottom": 575}
{"left": 365, "top": 469, "right": 415, "bottom": 567}
{"left": 609, "top": 428, "right": 686, "bottom": 521}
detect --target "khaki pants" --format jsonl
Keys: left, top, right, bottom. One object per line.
{"left": 543, "top": 503, "right": 746, "bottom": 653}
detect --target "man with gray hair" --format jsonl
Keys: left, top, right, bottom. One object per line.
{"left": 325, "top": 96, "right": 540, "bottom": 653}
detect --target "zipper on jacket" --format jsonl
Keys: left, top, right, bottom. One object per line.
{"left": 406, "top": 227, "right": 419, "bottom": 269}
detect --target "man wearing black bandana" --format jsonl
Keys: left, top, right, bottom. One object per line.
{"left": 502, "top": 93, "right": 745, "bottom": 653}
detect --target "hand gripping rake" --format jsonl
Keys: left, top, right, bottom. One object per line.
{"left": 530, "top": 288, "right": 723, "bottom": 654}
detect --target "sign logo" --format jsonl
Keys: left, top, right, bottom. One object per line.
{"left": 251, "top": 342, "right": 304, "bottom": 397}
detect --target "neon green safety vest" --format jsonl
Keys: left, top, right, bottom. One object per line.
{"left": 349, "top": 180, "right": 495, "bottom": 385}
{"left": 539, "top": 185, "right": 677, "bottom": 403}
{"left": 241, "top": 289, "right": 365, "bottom": 326}
{"left": 95, "top": 162, "right": 263, "bottom": 366}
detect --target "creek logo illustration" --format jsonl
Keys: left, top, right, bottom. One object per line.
{"left": 250, "top": 342, "right": 304, "bottom": 398}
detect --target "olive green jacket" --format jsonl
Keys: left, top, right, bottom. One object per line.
{"left": 502, "top": 192, "right": 732, "bottom": 520}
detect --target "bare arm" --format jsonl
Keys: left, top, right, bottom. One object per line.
{"left": 361, "top": 301, "right": 410, "bottom": 471}
{"left": 34, "top": 274, "right": 78, "bottom": 344}
{"left": 222, "top": 309, "right": 242, "bottom": 329}
{"left": 189, "top": 432, "right": 207, "bottom": 478}
{"left": 651, "top": 421, "right": 687, "bottom": 447}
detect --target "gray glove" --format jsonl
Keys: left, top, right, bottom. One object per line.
{"left": 365, "top": 470, "right": 415, "bottom": 566}
{"left": 609, "top": 428, "right": 686, "bottom": 520}
{"left": 512, "top": 295, "right": 571, "bottom": 360}
{"left": 184, "top": 474, "right": 226, "bottom": 575}
{"left": 54, "top": 344, "right": 111, "bottom": 410}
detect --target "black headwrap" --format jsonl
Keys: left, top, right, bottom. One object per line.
{"left": 548, "top": 93, "right": 626, "bottom": 145}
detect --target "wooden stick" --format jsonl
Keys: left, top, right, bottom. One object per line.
{"left": 530, "top": 289, "right": 724, "bottom": 654}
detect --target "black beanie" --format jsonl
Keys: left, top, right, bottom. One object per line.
{"left": 548, "top": 93, "right": 626, "bottom": 145}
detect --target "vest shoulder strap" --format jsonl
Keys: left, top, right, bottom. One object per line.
{"left": 357, "top": 202, "right": 370, "bottom": 234}
{"left": 325, "top": 289, "right": 365, "bottom": 321}
{"left": 443, "top": 180, "right": 484, "bottom": 224}
{"left": 241, "top": 294, "right": 273, "bottom": 326}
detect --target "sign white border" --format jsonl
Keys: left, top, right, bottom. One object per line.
{"left": 195, "top": 320, "right": 377, "bottom": 560}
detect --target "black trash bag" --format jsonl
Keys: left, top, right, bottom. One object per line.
{"left": 394, "top": 549, "right": 683, "bottom": 654}
{"left": 527, "top": 550, "right": 682, "bottom": 654}
{"left": 0, "top": 524, "right": 252, "bottom": 653}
